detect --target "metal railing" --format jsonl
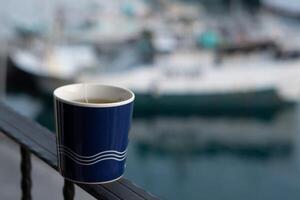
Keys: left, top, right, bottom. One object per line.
{"left": 0, "top": 101, "right": 159, "bottom": 200}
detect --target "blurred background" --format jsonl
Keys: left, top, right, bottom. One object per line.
{"left": 2, "top": 0, "right": 300, "bottom": 199}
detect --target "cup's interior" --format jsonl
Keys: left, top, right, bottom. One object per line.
{"left": 54, "top": 84, "right": 134, "bottom": 107}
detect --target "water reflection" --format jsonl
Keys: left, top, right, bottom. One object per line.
{"left": 132, "top": 109, "right": 296, "bottom": 159}
{"left": 125, "top": 106, "right": 300, "bottom": 200}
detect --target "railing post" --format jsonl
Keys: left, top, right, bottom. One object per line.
{"left": 20, "top": 146, "right": 32, "bottom": 200}
{"left": 63, "top": 179, "right": 75, "bottom": 200}
{"left": 0, "top": 41, "right": 7, "bottom": 100}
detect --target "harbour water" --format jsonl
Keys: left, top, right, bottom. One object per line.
{"left": 5, "top": 93, "right": 300, "bottom": 200}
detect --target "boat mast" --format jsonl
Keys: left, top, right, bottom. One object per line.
{"left": 46, "top": 5, "right": 66, "bottom": 75}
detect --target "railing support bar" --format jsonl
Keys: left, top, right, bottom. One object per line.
{"left": 20, "top": 146, "right": 32, "bottom": 200}
{"left": 63, "top": 179, "right": 75, "bottom": 200}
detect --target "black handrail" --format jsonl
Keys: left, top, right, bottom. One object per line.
{"left": 0, "top": 101, "right": 159, "bottom": 200}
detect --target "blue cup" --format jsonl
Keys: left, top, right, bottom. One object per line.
{"left": 54, "top": 84, "right": 134, "bottom": 184}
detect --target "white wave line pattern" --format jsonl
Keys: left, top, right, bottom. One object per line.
{"left": 58, "top": 145, "right": 127, "bottom": 165}
{"left": 59, "top": 152, "right": 126, "bottom": 165}
{"left": 59, "top": 149, "right": 127, "bottom": 162}
{"left": 58, "top": 145, "right": 126, "bottom": 158}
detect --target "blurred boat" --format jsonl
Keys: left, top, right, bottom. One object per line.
{"left": 78, "top": 51, "right": 300, "bottom": 115}
{"left": 8, "top": 40, "right": 300, "bottom": 115}
{"left": 7, "top": 0, "right": 300, "bottom": 115}
{"left": 8, "top": 43, "right": 99, "bottom": 93}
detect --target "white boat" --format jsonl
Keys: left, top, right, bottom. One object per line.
{"left": 8, "top": 1, "right": 300, "bottom": 115}
{"left": 9, "top": 41, "right": 300, "bottom": 115}
{"left": 9, "top": 43, "right": 99, "bottom": 93}
{"left": 78, "top": 51, "right": 300, "bottom": 115}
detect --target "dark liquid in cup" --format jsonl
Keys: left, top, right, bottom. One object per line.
{"left": 75, "top": 98, "right": 119, "bottom": 104}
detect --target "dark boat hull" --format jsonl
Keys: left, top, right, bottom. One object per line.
{"left": 6, "top": 56, "right": 37, "bottom": 93}
{"left": 134, "top": 89, "right": 295, "bottom": 117}
{"left": 7, "top": 56, "right": 72, "bottom": 95}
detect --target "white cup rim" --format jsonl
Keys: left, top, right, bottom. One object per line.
{"left": 54, "top": 83, "right": 135, "bottom": 108}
